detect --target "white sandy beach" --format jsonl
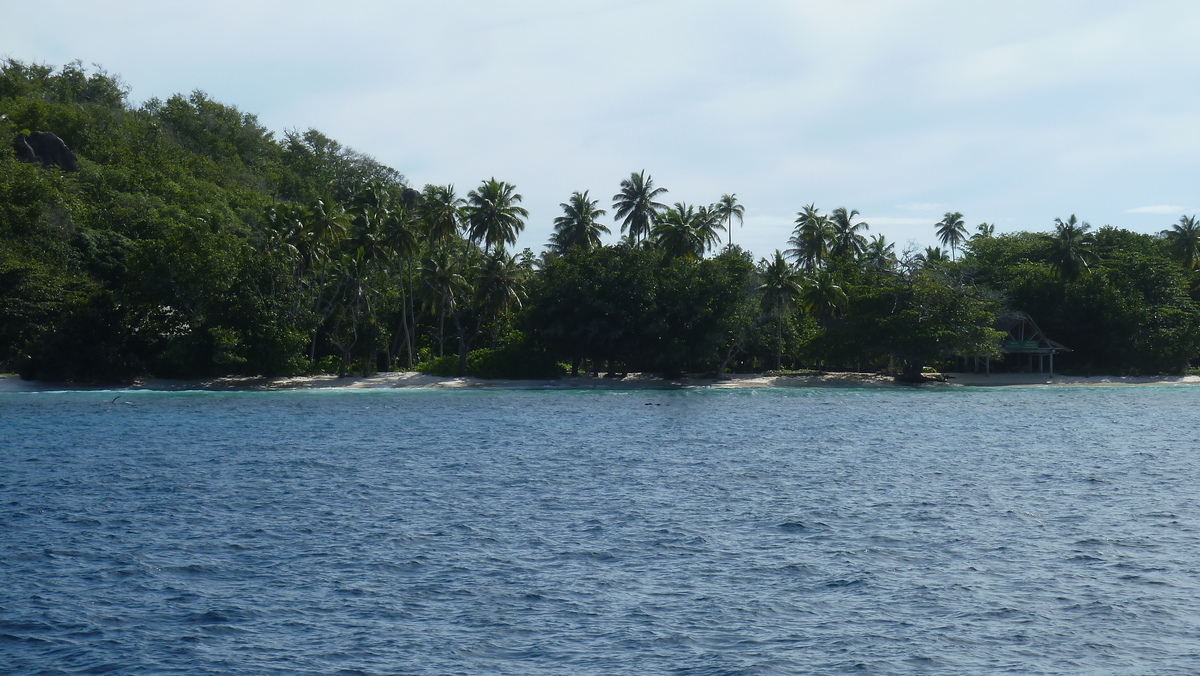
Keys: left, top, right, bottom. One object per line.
{"left": 2, "top": 371, "right": 1199, "bottom": 393}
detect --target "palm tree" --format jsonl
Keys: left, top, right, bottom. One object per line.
{"left": 297, "top": 199, "right": 351, "bottom": 363}
{"left": 786, "top": 204, "right": 834, "bottom": 271}
{"left": 758, "top": 250, "right": 803, "bottom": 370}
{"left": 921, "top": 246, "right": 948, "bottom": 267}
{"left": 1045, "top": 214, "right": 1095, "bottom": 281}
{"left": 714, "top": 193, "right": 745, "bottom": 247}
{"left": 464, "top": 178, "right": 528, "bottom": 252}
{"left": 863, "top": 234, "right": 896, "bottom": 273}
{"left": 549, "top": 190, "right": 610, "bottom": 253}
{"left": 695, "top": 204, "right": 726, "bottom": 252}
{"left": 347, "top": 182, "right": 416, "bottom": 262}
{"left": 652, "top": 202, "right": 706, "bottom": 261}
{"left": 472, "top": 247, "right": 528, "bottom": 354}
{"left": 1162, "top": 215, "right": 1200, "bottom": 270}
{"left": 477, "top": 247, "right": 528, "bottom": 321}
{"left": 419, "top": 245, "right": 469, "bottom": 357}
{"left": 418, "top": 184, "right": 464, "bottom": 244}
{"left": 936, "top": 211, "right": 967, "bottom": 259}
{"left": 378, "top": 191, "right": 425, "bottom": 369}
{"left": 612, "top": 170, "right": 668, "bottom": 244}
{"left": 308, "top": 199, "right": 351, "bottom": 257}
{"left": 263, "top": 203, "right": 304, "bottom": 263}
{"left": 378, "top": 200, "right": 419, "bottom": 262}
{"left": 975, "top": 222, "right": 995, "bottom": 239}
{"left": 268, "top": 202, "right": 314, "bottom": 270}
{"left": 829, "top": 207, "right": 869, "bottom": 260}
{"left": 800, "top": 270, "right": 847, "bottom": 322}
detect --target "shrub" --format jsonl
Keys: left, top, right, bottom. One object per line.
{"left": 415, "top": 354, "right": 459, "bottom": 377}
{"left": 467, "top": 344, "right": 562, "bottom": 380}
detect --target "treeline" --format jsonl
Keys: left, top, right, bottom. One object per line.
{"left": 2, "top": 60, "right": 1198, "bottom": 381}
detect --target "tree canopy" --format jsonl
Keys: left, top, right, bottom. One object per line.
{"left": 3, "top": 60, "right": 1199, "bottom": 382}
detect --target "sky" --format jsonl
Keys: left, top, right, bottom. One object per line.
{"left": 3, "top": 0, "right": 1198, "bottom": 258}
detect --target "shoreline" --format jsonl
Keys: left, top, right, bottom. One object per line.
{"left": 3, "top": 371, "right": 1199, "bottom": 393}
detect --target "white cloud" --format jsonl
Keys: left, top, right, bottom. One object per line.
{"left": 1125, "top": 205, "right": 1189, "bottom": 215}
{"left": 870, "top": 217, "right": 939, "bottom": 227}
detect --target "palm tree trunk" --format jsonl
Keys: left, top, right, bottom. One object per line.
{"left": 451, "top": 308, "right": 472, "bottom": 377}
{"left": 406, "top": 268, "right": 416, "bottom": 368}
{"left": 395, "top": 264, "right": 414, "bottom": 370}
{"left": 775, "top": 311, "right": 783, "bottom": 370}
{"left": 308, "top": 259, "right": 331, "bottom": 364}
{"left": 438, "top": 305, "right": 445, "bottom": 358}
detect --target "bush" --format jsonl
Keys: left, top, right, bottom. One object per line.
{"left": 415, "top": 354, "right": 459, "bottom": 377}
{"left": 467, "top": 344, "right": 562, "bottom": 380}
{"left": 414, "top": 338, "right": 563, "bottom": 380}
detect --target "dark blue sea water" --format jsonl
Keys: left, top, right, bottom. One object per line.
{"left": 4, "top": 385, "right": 1200, "bottom": 674}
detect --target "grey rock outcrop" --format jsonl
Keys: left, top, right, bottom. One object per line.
{"left": 12, "top": 131, "right": 78, "bottom": 171}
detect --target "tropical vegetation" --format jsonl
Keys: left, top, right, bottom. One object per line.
{"left": 3, "top": 60, "right": 1199, "bottom": 382}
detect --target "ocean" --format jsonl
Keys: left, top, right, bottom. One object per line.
{"left": 4, "top": 385, "right": 1200, "bottom": 674}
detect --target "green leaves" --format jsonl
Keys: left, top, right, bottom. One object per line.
{"left": 713, "top": 194, "right": 745, "bottom": 248}
{"left": 549, "top": 190, "right": 609, "bottom": 253}
{"left": 1044, "top": 214, "right": 1096, "bottom": 281}
{"left": 787, "top": 204, "right": 834, "bottom": 271}
{"left": 936, "top": 211, "right": 967, "bottom": 259}
{"left": 1162, "top": 215, "right": 1200, "bottom": 270}
{"left": 612, "top": 170, "right": 667, "bottom": 244}
{"left": 651, "top": 202, "right": 709, "bottom": 261}
{"left": 464, "top": 178, "right": 528, "bottom": 252}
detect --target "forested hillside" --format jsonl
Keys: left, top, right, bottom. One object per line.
{"left": 2, "top": 60, "right": 1198, "bottom": 381}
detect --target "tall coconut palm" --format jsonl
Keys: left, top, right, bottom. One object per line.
{"left": 696, "top": 204, "right": 726, "bottom": 252}
{"left": 419, "top": 184, "right": 465, "bottom": 244}
{"left": 549, "top": 190, "right": 609, "bottom": 253}
{"left": 299, "top": 199, "right": 351, "bottom": 363}
{"left": 477, "top": 247, "right": 528, "bottom": 321}
{"left": 308, "top": 199, "right": 351, "bottom": 258}
{"left": 612, "top": 170, "right": 668, "bottom": 244}
{"left": 936, "top": 211, "right": 967, "bottom": 259}
{"left": 1045, "top": 214, "right": 1095, "bottom": 281}
{"left": 714, "top": 193, "right": 745, "bottom": 247}
{"left": 465, "top": 247, "right": 529, "bottom": 366}
{"left": 377, "top": 200, "right": 419, "bottom": 262}
{"left": 829, "top": 207, "right": 869, "bottom": 260}
{"left": 863, "top": 234, "right": 896, "bottom": 273}
{"left": 759, "top": 250, "right": 803, "bottom": 370}
{"left": 377, "top": 192, "right": 423, "bottom": 369}
{"left": 464, "top": 178, "right": 528, "bottom": 252}
{"left": 419, "top": 245, "right": 469, "bottom": 357}
{"left": 652, "top": 202, "right": 706, "bottom": 260}
{"left": 786, "top": 204, "right": 834, "bottom": 271}
{"left": 1162, "top": 215, "right": 1200, "bottom": 270}
{"left": 348, "top": 182, "right": 417, "bottom": 263}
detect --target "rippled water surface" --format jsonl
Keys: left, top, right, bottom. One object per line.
{"left": 4, "top": 385, "right": 1200, "bottom": 674}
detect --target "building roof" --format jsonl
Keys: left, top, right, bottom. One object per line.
{"left": 995, "top": 311, "right": 1071, "bottom": 353}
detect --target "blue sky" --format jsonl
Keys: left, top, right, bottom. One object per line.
{"left": 3, "top": 0, "right": 1197, "bottom": 258}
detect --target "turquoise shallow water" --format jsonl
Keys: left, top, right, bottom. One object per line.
{"left": 3, "top": 386, "right": 1200, "bottom": 674}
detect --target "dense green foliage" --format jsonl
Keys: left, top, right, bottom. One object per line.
{"left": 3, "top": 61, "right": 1198, "bottom": 381}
